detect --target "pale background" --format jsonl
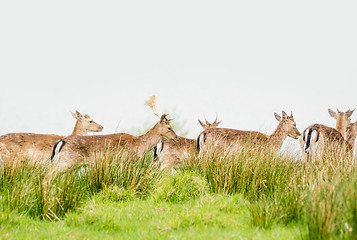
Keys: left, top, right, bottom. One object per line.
{"left": 0, "top": 1, "right": 356, "bottom": 154}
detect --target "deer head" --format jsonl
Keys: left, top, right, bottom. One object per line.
{"left": 145, "top": 96, "right": 178, "bottom": 140}
{"left": 71, "top": 110, "right": 103, "bottom": 134}
{"left": 328, "top": 108, "right": 354, "bottom": 138}
{"left": 156, "top": 114, "right": 178, "bottom": 140}
{"left": 274, "top": 111, "right": 300, "bottom": 139}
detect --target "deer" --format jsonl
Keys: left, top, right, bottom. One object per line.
{"left": 197, "top": 111, "right": 301, "bottom": 155}
{"left": 50, "top": 96, "right": 179, "bottom": 172}
{"left": 328, "top": 108, "right": 354, "bottom": 138}
{"left": 153, "top": 115, "right": 222, "bottom": 170}
{"left": 300, "top": 109, "right": 355, "bottom": 160}
{"left": 0, "top": 111, "right": 103, "bottom": 166}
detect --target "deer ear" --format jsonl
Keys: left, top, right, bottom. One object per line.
{"left": 71, "top": 111, "right": 82, "bottom": 120}
{"left": 274, "top": 112, "right": 282, "bottom": 121}
{"left": 328, "top": 109, "right": 337, "bottom": 119}
{"left": 198, "top": 119, "right": 206, "bottom": 128}
{"left": 282, "top": 111, "right": 288, "bottom": 119}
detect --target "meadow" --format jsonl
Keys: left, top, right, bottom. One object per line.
{"left": 1, "top": 140, "right": 356, "bottom": 240}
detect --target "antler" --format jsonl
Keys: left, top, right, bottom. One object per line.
{"left": 203, "top": 113, "right": 210, "bottom": 125}
{"left": 160, "top": 113, "right": 174, "bottom": 122}
{"left": 145, "top": 95, "right": 160, "bottom": 118}
{"left": 167, "top": 116, "right": 175, "bottom": 121}
{"left": 145, "top": 95, "right": 175, "bottom": 121}
{"left": 213, "top": 113, "right": 218, "bottom": 124}
{"left": 203, "top": 113, "right": 219, "bottom": 125}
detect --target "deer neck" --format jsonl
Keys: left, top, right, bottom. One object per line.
{"left": 336, "top": 118, "right": 348, "bottom": 138}
{"left": 137, "top": 124, "right": 162, "bottom": 155}
{"left": 268, "top": 121, "right": 288, "bottom": 149}
{"left": 70, "top": 120, "right": 87, "bottom": 137}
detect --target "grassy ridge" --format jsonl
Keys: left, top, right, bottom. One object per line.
{"left": 0, "top": 146, "right": 357, "bottom": 239}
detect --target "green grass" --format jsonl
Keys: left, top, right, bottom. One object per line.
{"left": 0, "top": 194, "right": 299, "bottom": 240}
{"left": 1, "top": 144, "right": 357, "bottom": 239}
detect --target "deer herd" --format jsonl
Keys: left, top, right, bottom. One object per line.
{"left": 0, "top": 96, "right": 356, "bottom": 173}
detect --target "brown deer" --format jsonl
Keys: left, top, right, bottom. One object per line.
{"left": 197, "top": 111, "right": 300, "bottom": 155}
{"left": 50, "top": 96, "right": 178, "bottom": 172}
{"left": 328, "top": 108, "right": 354, "bottom": 138}
{"left": 300, "top": 109, "right": 355, "bottom": 160}
{"left": 0, "top": 111, "right": 103, "bottom": 165}
{"left": 154, "top": 115, "right": 221, "bottom": 169}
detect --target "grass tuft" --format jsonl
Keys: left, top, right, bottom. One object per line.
{"left": 153, "top": 172, "right": 208, "bottom": 203}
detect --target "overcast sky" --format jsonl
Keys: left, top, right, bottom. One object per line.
{"left": 0, "top": 1, "right": 356, "bottom": 153}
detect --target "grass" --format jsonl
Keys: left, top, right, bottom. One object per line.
{"left": 0, "top": 144, "right": 357, "bottom": 239}
{"left": 0, "top": 195, "right": 299, "bottom": 240}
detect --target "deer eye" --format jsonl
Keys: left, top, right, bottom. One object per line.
{"left": 89, "top": 121, "right": 93, "bottom": 123}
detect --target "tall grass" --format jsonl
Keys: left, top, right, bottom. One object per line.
{"left": 183, "top": 145, "right": 357, "bottom": 239}
{"left": 84, "top": 149, "right": 161, "bottom": 198}
{"left": 183, "top": 147, "right": 306, "bottom": 227}
{"left": 0, "top": 150, "right": 161, "bottom": 220}
{"left": 302, "top": 173, "right": 357, "bottom": 239}
{"left": 0, "top": 157, "right": 48, "bottom": 219}
{"left": 1, "top": 142, "right": 357, "bottom": 239}
{"left": 185, "top": 147, "right": 301, "bottom": 198}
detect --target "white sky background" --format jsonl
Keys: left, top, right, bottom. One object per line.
{"left": 0, "top": 1, "right": 356, "bottom": 153}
